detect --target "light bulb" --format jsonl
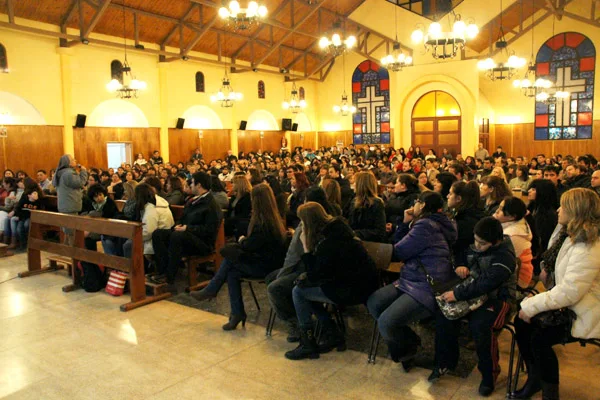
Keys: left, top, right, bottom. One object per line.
{"left": 342, "top": 105, "right": 349, "bottom": 112}
{"left": 536, "top": 92, "right": 549, "bottom": 102}
{"left": 319, "top": 37, "right": 329, "bottom": 48}
{"left": 246, "top": 8, "right": 256, "bottom": 17}
{"left": 350, "top": 106, "right": 357, "bottom": 113}
{"left": 299, "top": 100, "right": 307, "bottom": 108}
{"left": 283, "top": 102, "right": 289, "bottom": 109}
{"left": 521, "top": 79, "right": 531, "bottom": 87}
{"left": 333, "top": 105, "right": 341, "bottom": 113}
{"left": 248, "top": 1, "right": 258, "bottom": 11}
{"left": 217, "top": 92, "right": 225, "bottom": 100}
{"left": 236, "top": 92, "right": 243, "bottom": 100}
{"left": 428, "top": 22, "right": 442, "bottom": 38}
{"left": 513, "top": 80, "right": 521, "bottom": 88}
{"left": 398, "top": 53, "right": 405, "bottom": 62}
{"left": 210, "top": 95, "right": 217, "bottom": 102}
{"left": 466, "top": 24, "right": 478, "bottom": 39}
{"left": 218, "top": 7, "right": 230, "bottom": 18}
{"left": 453, "top": 20, "right": 466, "bottom": 35}
{"left": 290, "top": 99, "right": 297, "bottom": 107}
{"left": 411, "top": 29, "right": 423, "bottom": 44}
{"left": 345, "top": 35, "right": 356, "bottom": 48}
{"left": 405, "top": 56, "right": 413, "bottom": 65}
{"left": 229, "top": 1, "right": 240, "bottom": 13}
{"left": 332, "top": 34, "right": 341, "bottom": 46}
{"left": 258, "top": 5, "right": 267, "bottom": 17}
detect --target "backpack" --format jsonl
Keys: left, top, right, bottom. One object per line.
{"left": 77, "top": 261, "right": 107, "bottom": 292}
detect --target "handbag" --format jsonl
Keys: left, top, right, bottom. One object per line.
{"left": 531, "top": 308, "right": 577, "bottom": 344}
{"left": 417, "top": 259, "right": 488, "bottom": 320}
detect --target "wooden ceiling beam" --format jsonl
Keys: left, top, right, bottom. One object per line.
{"left": 559, "top": 9, "right": 600, "bottom": 28}
{"left": 82, "top": 0, "right": 112, "bottom": 39}
{"left": 182, "top": 15, "right": 219, "bottom": 56}
{"left": 545, "top": 0, "right": 565, "bottom": 20}
{"left": 160, "top": 4, "right": 197, "bottom": 47}
{"left": 60, "top": 0, "right": 79, "bottom": 29}
{"left": 252, "top": 1, "right": 325, "bottom": 67}
{"left": 6, "top": 0, "right": 15, "bottom": 24}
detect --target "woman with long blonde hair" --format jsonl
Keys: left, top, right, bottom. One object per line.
{"left": 191, "top": 184, "right": 287, "bottom": 330}
{"left": 347, "top": 171, "right": 386, "bottom": 242}
{"left": 225, "top": 175, "right": 252, "bottom": 238}
{"left": 513, "top": 188, "right": 600, "bottom": 400}
{"left": 284, "top": 202, "right": 378, "bottom": 360}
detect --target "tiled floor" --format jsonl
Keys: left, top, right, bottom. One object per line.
{"left": 1, "top": 253, "right": 599, "bottom": 399}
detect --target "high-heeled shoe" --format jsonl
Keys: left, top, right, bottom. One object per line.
{"left": 189, "top": 288, "right": 217, "bottom": 302}
{"left": 222, "top": 314, "right": 247, "bottom": 331}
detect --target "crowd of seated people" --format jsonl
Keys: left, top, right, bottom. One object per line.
{"left": 1, "top": 143, "right": 599, "bottom": 398}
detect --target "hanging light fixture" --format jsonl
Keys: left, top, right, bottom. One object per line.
{"left": 319, "top": 21, "right": 357, "bottom": 57}
{"left": 477, "top": 0, "right": 526, "bottom": 81}
{"left": 381, "top": 7, "right": 413, "bottom": 72}
{"left": 210, "top": 69, "right": 243, "bottom": 107}
{"left": 106, "top": 1, "right": 147, "bottom": 99}
{"left": 333, "top": 53, "right": 356, "bottom": 116}
{"left": 411, "top": 12, "right": 478, "bottom": 60}
{"left": 282, "top": 82, "right": 307, "bottom": 113}
{"left": 513, "top": 0, "right": 552, "bottom": 96}
{"left": 218, "top": 1, "right": 267, "bottom": 30}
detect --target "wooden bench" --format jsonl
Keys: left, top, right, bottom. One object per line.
{"left": 184, "top": 220, "right": 225, "bottom": 292}
{"left": 20, "top": 210, "right": 171, "bottom": 311}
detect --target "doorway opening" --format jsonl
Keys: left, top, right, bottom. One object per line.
{"left": 411, "top": 90, "right": 461, "bottom": 156}
{"left": 106, "top": 142, "right": 132, "bottom": 169}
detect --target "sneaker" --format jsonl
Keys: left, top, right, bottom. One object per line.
{"left": 428, "top": 367, "right": 450, "bottom": 382}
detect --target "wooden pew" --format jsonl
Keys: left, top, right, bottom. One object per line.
{"left": 184, "top": 220, "right": 225, "bottom": 292}
{"left": 20, "top": 210, "right": 171, "bottom": 311}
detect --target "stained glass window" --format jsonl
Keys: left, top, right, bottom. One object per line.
{"left": 299, "top": 87, "right": 305, "bottom": 100}
{"left": 0, "top": 44, "right": 7, "bottom": 73}
{"left": 110, "top": 60, "right": 123, "bottom": 84}
{"left": 195, "top": 72, "right": 205, "bottom": 92}
{"left": 258, "top": 80, "right": 265, "bottom": 99}
{"left": 535, "top": 32, "right": 595, "bottom": 140}
{"left": 351, "top": 60, "right": 391, "bottom": 144}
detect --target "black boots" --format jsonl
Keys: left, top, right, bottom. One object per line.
{"left": 512, "top": 360, "right": 541, "bottom": 399}
{"left": 285, "top": 329, "right": 320, "bottom": 360}
{"left": 222, "top": 314, "right": 247, "bottom": 331}
{"left": 286, "top": 320, "right": 301, "bottom": 343}
{"left": 317, "top": 319, "right": 346, "bottom": 353}
{"left": 190, "top": 288, "right": 217, "bottom": 302}
{"left": 541, "top": 381, "right": 559, "bottom": 400}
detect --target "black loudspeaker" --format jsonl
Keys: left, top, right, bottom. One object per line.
{"left": 74, "top": 114, "right": 86, "bottom": 128}
{"left": 176, "top": 118, "right": 185, "bottom": 129}
{"left": 282, "top": 118, "right": 292, "bottom": 131}
{"left": 292, "top": 123, "right": 298, "bottom": 132}
{"left": 239, "top": 120, "right": 247, "bottom": 130}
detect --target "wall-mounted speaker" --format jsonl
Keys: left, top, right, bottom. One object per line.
{"left": 176, "top": 118, "right": 185, "bottom": 129}
{"left": 292, "top": 123, "right": 298, "bottom": 132}
{"left": 74, "top": 114, "right": 87, "bottom": 128}
{"left": 239, "top": 120, "right": 247, "bottom": 130}
{"left": 282, "top": 118, "right": 292, "bottom": 131}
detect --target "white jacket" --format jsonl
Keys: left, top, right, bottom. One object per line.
{"left": 141, "top": 196, "right": 175, "bottom": 255}
{"left": 501, "top": 219, "right": 532, "bottom": 257}
{"left": 521, "top": 224, "right": 600, "bottom": 339}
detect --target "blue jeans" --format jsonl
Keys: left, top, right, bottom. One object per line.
{"left": 292, "top": 286, "right": 336, "bottom": 330}
{"left": 101, "top": 236, "right": 125, "bottom": 257}
{"left": 16, "top": 218, "right": 30, "bottom": 246}
{"left": 367, "top": 284, "right": 431, "bottom": 357}
{"left": 205, "top": 258, "right": 274, "bottom": 316}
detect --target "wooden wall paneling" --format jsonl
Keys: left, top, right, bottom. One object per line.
{"left": 237, "top": 130, "right": 285, "bottom": 153}
{"left": 73, "top": 127, "right": 160, "bottom": 169}
{"left": 0, "top": 125, "right": 64, "bottom": 176}
{"left": 168, "top": 129, "right": 231, "bottom": 163}
{"left": 317, "top": 131, "right": 353, "bottom": 149}
{"left": 290, "top": 131, "right": 317, "bottom": 151}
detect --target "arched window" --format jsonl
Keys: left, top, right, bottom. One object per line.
{"left": 411, "top": 90, "right": 461, "bottom": 155}
{"left": 0, "top": 43, "right": 8, "bottom": 73}
{"left": 351, "top": 60, "right": 390, "bottom": 144}
{"left": 110, "top": 60, "right": 123, "bottom": 84}
{"left": 258, "top": 80, "right": 265, "bottom": 99}
{"left": 535, "top": 32, "right": 595, "bottom": 140}
{"left": 299, "top": 86, "right": 305, "bottom": 100}
{"left": 195, "top": 71, "right": 205, "bottom": 92}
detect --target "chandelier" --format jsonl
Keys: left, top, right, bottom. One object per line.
{"left": 477, "top": 0, "right": 525, "bottom": 81}
{"left": 218, "top": 1, "right": 267, "bottom": 30}
{"left": 106, "top": 2, "right": 146, "bottom": 99}
{"left": 381, "top": 8, "right": 412, "bottom": 72}
{"left": 536, "top": 89, "right": 569, "bottom": 104}
{"left": 513, "top": 62, "right": 552, "bottom": 97}
{"left": 411, "top": 13, "right": 478, "bottom": 60}
{"left": 319, "top": 21, "right": 357, "bottom": 57}
{"left": 210, "top": 70, "right": 243, "bottom": 107}
{"left": 333, "top": 54, "right": 356, "bottom": 116}
{"left": 282, "top": 82, "right": 307, "bottom": 113}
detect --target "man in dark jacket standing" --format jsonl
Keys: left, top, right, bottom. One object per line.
{"left": 151, "top": 171, "right": 222, "bottom": 288}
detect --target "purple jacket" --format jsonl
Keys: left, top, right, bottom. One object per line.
{"left": 393, "top": 213, "right": 457, "bottom": 312}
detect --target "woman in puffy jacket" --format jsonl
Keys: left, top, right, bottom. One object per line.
{"left": 367, "top": 191, "right": 457, "bottom": 369}
{"left": 513, "top": 188, "right": 600, "bottom": 400}
{"left": 494, "top": 197, "right": 534, "bottom": 288}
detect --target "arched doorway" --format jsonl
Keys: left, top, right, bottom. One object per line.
{"left": 411, "top": 90, "right": 461, "bottom": 156}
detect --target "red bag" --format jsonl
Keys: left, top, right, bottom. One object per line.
{"left": 105, "top": 270, "right": 128, "bottom": 296}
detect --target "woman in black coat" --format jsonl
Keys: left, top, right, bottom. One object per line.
{"left": 385, "top": 174, "right": 420, "bottom": 225}
{"left": 347, "top": 171, "right": 386, "bottom": 242}
{"left": 286, "top": 172, "right": 309, "bottom": 228}
{"left": 225, "top": 175, "right": 252, "bottom": 238}
{"left": 285, "top": 202, "right": 378, "bottom": 361}
{"left": 526, "top": 179, "right": 558, "bottom": 274}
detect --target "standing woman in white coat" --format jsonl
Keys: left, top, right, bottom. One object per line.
{"left": 513, "top": 188, "right": 600, "bottom": 400}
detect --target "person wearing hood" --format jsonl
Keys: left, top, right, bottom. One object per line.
{"left": 494, "top": 197, "right": 534, "bottom": 288}
{"left": 431, "top": 217, "right": 516, "bottom": 397}
{"left": 284, "top": 202, "right": 378, "bottom": 360}
{"left": 53, "top": 154, "right": 88, "bottom": 245}
{"left": 385, "top": 174, "right": 420, "bottom": 226}
{"left": 367, "top": 191, "right": 457, "bottom": 370}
